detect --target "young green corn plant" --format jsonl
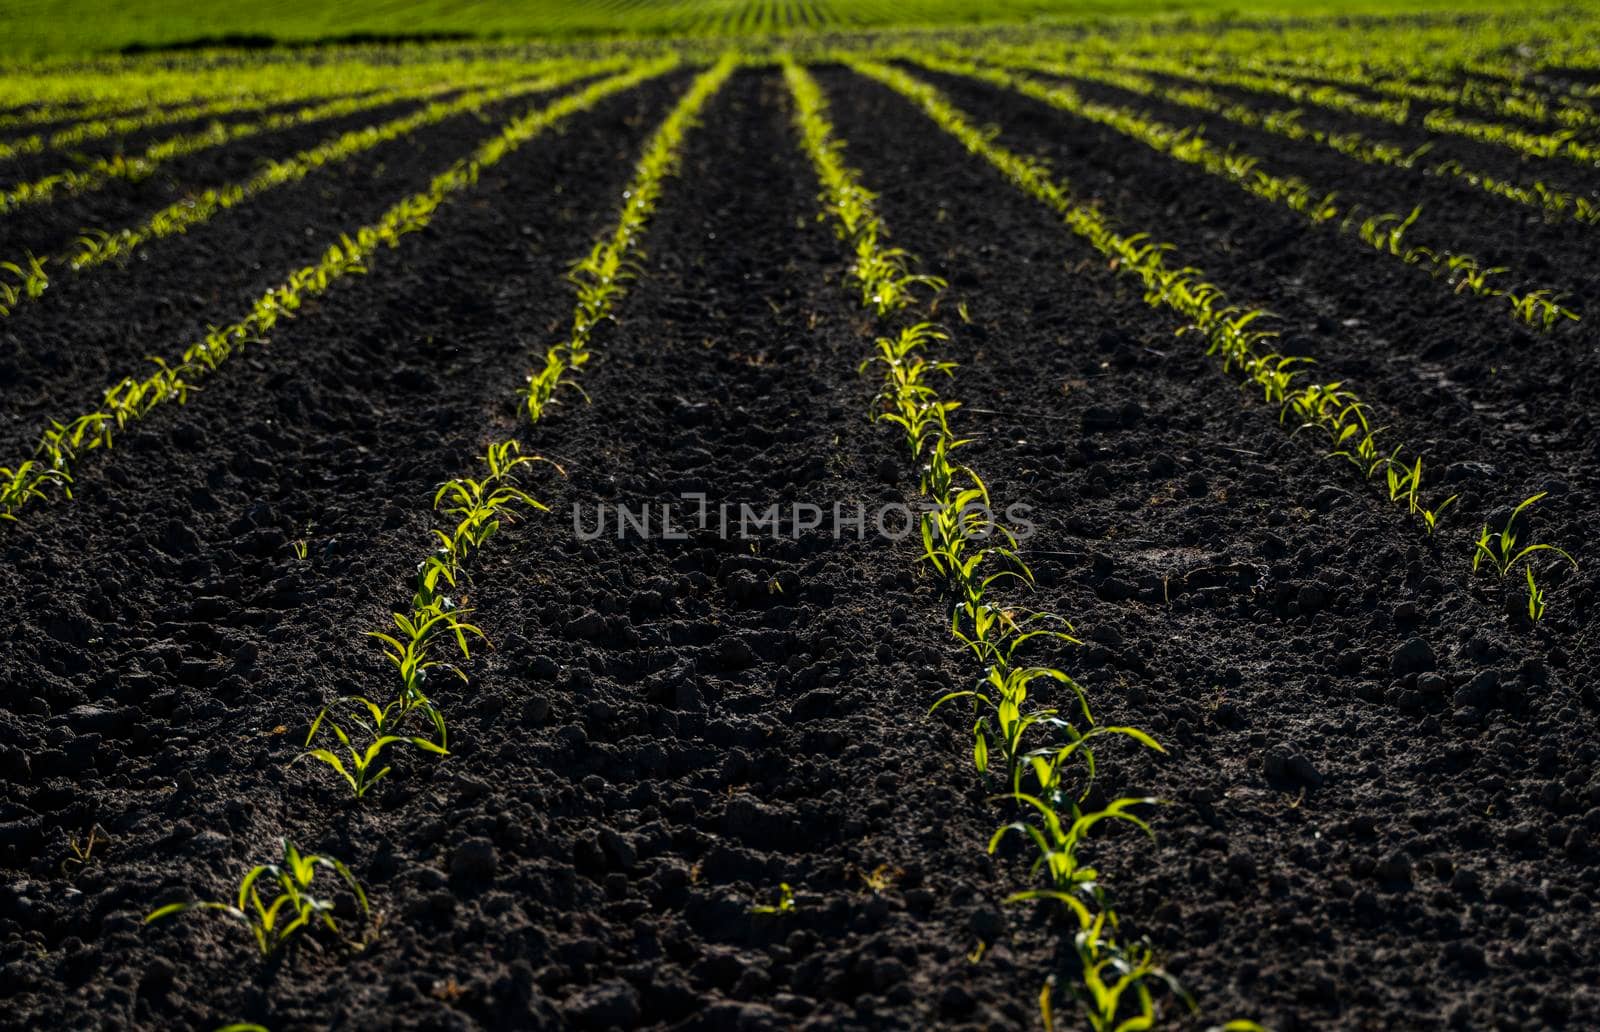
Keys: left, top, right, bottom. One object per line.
{"left": 0, "top": 254, "right": 48, "bottom": 315}
{"left": 1472, "top": 492, "right": 1579, "bottom": 620}
{"left": 859, "top": 323, "right": 960, "bottom": 459}
{"left": 144, "top": 839, "right": 369, "bottom": 956}
{"left": 1329, "top": 427, "right": 1395, "bottom": 480}
{"left": 750, "top": 883, "right": 797, "bottom": 915}
{"left": 1069, "top": 919, "right": 1194, "bottom": 1032}
{"left": 853, "top": 234, "right": 947, "bottom": 316}
{"left": 1526, "top": 566, "right": 1549, "bottom": 622}
{"left": 933, "top": 666, "right": 1086, "bottom": 789}
{"left": 1421, "top": 494, "right": 1459, "bottom": 536}
{"left": 919, "top": 462, "right": 1026, "bottom": 600}
{"left": 300, "top": 704, "right": 448, "bottom": 799}
{"left": 991, "top": 794, "right": 1157, "bottom": 927}
{"left": 433, "top": 440, "right": 554, "bottom": 577}
{"left": 1357, "top": 206, "right": 1422, "bottom": 257}
{"left": 1, "top": 462, "right": 69, "bottom": 520}
{"left": 367, "top": 601, "right": 487, "bottom": 708}
{"left": 1509, "top": 288, "right": 1580, "bottom": 330}
{"left": 1028, "top": 724, "right": 1165, "bottom": 812}
{"left": 1442, "top": 253, "right": 1507, "bottom": 297}
{"left": 1473, "top": 492, "right": 1577, "bottom": 577}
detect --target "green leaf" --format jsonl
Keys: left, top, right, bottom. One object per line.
{"left": 144, "top": 902, "right": 190, "bottom": 923}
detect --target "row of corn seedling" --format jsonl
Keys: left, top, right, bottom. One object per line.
{"left": 1110, "top": 53, "right": 1600, "bottom": 170}
{"left": 1239, "top": 58, "right": 1600, "bottom": 132}
{"left": 909, "top": 54, "right": 1580, "bottom": 331}
{"left": 981, "top": 51, "right": 1600, "bottom": 230}
{"left": 142, "top": 53, "right": 736, "bottom": 997}
{"left": 0, "top": 55, "right": 589, "bottom": 162}
{"left": 522, "top": 54, "right": 740, "bottom": 419}
{"left": 843, "top": 57, "right": 1583, "bottom": 622}
{"left": 1157, "top": 45, "right": 1600, "bottom": 133}
{"left": 784, "top": 57, "right": 1220, "bottom": 1032}
{"left": 0, "top": 59, "right": 633, "bottom": 319}
{"left": 0, "top": 58, "right": 681, "bottom": 522}
{"left": 0, "top": 71, "right": 476, "bottom": 166}
{"left": 0, "top": 65, "right": 560, "bottom": 215}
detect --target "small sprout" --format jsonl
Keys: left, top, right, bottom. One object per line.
{"left": 1472, "top": 492, "right": 1578, "bottom": 621}
{"left": 1526, "top": 566, "right": 1546, "bottom": 622}
{"left": 860, "top": 863, "right": 902, "bottom": 893}
{"left": 750, "top": 883, "right": 796, "bottom": 915}
{"left": 61, "top": 824, "right": 109, "bottom": 878}
{"left": 145, "top": 839, "right": 370, "bottom": 956}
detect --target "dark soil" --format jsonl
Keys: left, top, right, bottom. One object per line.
{"left": 1, "top": 61, "right": 1597, "bottom": 1032}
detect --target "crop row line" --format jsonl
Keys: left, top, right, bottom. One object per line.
{"left": 0, "top": 59, "right": 632, "bottom": 319}
{"left": 0, "top": 67, "right": 556, "bottom": 216}
{"left": 0, "top": 55, "right": 541, "bottom": 111}
{"left": 912, "top": 55, "right": 1580, "bottom": 331}
{"left": 523, "top": 55, "right": 740, "bottom": 420}
{"left": 0, "top": 84, "right": 398, "bottom": 166}
{"left": 1245, "top": 59, "right": 1600, "bottom": 132}
{"left": 785, "top": 57, "right": 1222, "bottom": 1032}
{"left": 0, "top": 60, "right": 564, "bottom": 166}
{"left": 1111, "top": 54, "right": 1600, "bottom": 169}
{"left": 0, "top": 58, "right": 682, "bottom": 522}
{"left": 985, "top": 52, "right": 1599, "bottom": 230}
{"left": 1154, "top": 47, "right": 1600, "bottom": 133}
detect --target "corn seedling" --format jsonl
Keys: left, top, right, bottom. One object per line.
{"left": 302, "top": 686, "right": 452, "bottom": 798}
{"left": 750, "top": 883, "right": 796, "bottom": 915}
{"left": 1472, "top": 492, "right": 1578, "bottom": 620}
{"left": 992, "top": 794, "right": 1158, "bottom": 925}
{"left": 144, "top": 839, "right": 369, "bottom": 956}
{"left": 432, "top": 440, "right": 554, "bottom": 577}
{"left": 1526, "top": 567, "right": 1548, "bottom": 622}
{"left": 0, "top": 254, "right": 48, "bottom": 315}
{"left": 934, "top": 666, "right": 1085, "bottom": 789}
{"left": 1, "top": 462, "right": 70, "bottom": 520}
{"left": 1509, "top": 289, "right": 1580, "bottom": 330}
{"left": 60, "top": 824, "right": 108, "bottom": 878}
{"left": 1472, "top": 493, "right": 1578, "bottom": 578}
{"left": 1073, "top": 920, "right": 1194, "bottom": 1032}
